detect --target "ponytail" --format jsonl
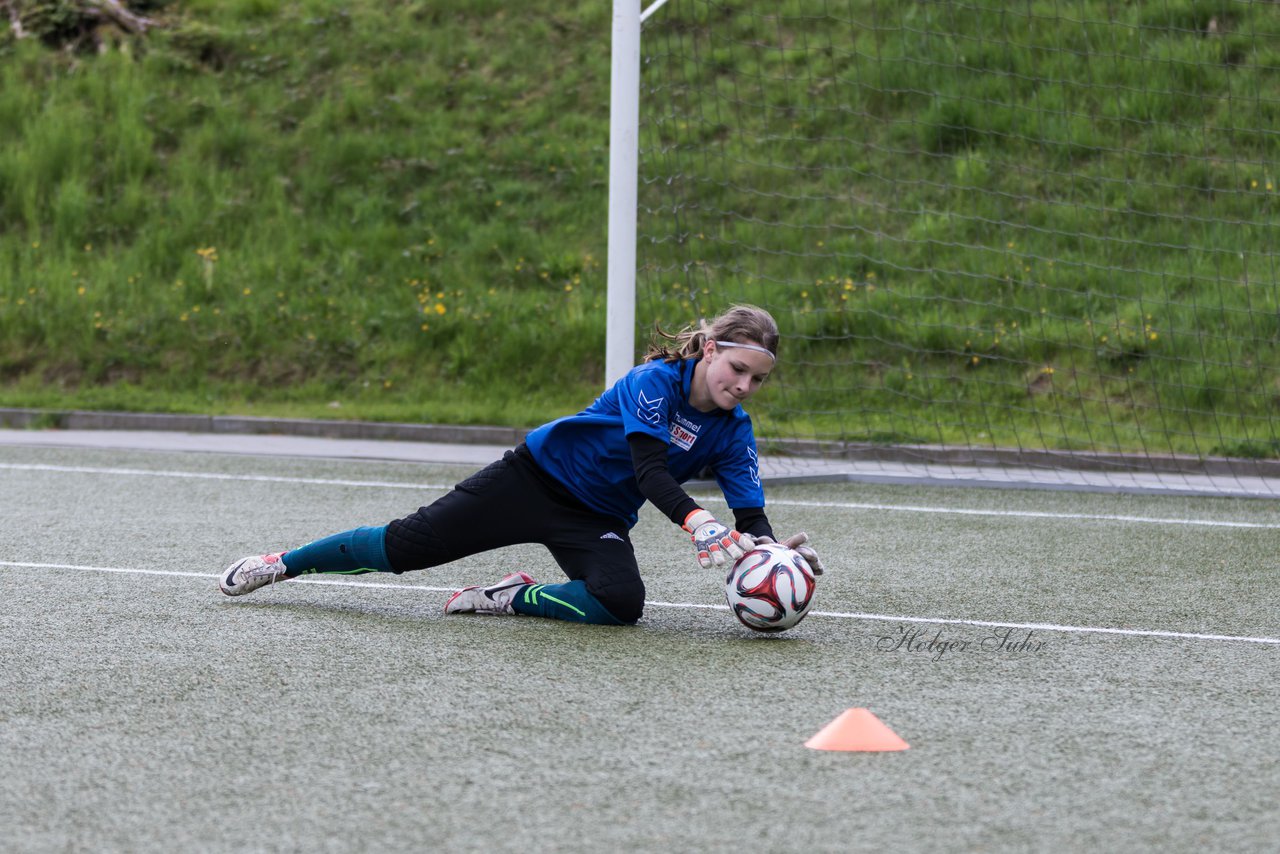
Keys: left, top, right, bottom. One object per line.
{"left": 643, "top": 304, "right": 779, "bottom": 364}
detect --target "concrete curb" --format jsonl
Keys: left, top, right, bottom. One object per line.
{"left": 0, "top": 407, "right": 528, "bottom": 447}
{"left": 3, "top": 407, "right": 1278, "bottom": 497}
{"left": 3, "top": 406, "right": 1279, "bottom": 482}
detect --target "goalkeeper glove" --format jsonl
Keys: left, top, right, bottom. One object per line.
{"left": 682, "top": 509, "right": 755, "bottom": 569}
{"left": 756, "top": 531, "right": 825, "bottom": 576}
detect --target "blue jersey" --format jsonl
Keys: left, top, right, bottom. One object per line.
{"left": 525, "top": 358, "right": 765, "bottom": 527}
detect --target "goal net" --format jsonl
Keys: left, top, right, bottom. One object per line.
{"left": 633, "top": 0, "right": 1280, "bottom": 495}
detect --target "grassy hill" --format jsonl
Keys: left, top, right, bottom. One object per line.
{"left": 2, "top": 0, "right": 1278, "bottom": 457}
{"left": 1, "top": 0, "right": 616, "bottom": 424}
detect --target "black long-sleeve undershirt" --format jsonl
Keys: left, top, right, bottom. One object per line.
{"left": 627, "top": 433, "right": 774, "bottom": 540}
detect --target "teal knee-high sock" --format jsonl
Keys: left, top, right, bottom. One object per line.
{"left": 509, "top": 580, "right": 624, "bottom": 626}
{"left": 282, "top": 526, "right": 392, "bottom": 577}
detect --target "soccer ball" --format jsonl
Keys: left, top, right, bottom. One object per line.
{"left": 724, "top": 543, "right": 817, "bottom": 633}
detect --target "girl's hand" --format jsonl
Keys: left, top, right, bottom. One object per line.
{"left": 682, "top": 509, "right": 755, "bottom": 568}
{"left": 756, "top": 532, "right": 825, "bottom": 576}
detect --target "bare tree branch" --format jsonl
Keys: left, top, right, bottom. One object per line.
{"left": 4, "top": 0, "right": 28, "bottom": 39}
{"left": 84, "top": 0, "right": 157, "bottom": 35}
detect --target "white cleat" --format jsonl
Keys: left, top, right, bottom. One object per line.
{"left": 443, "top": 571, "right": 537, "bottom": 615}
{"left": 219, "top": 552, "right": 288, "bottom": 597}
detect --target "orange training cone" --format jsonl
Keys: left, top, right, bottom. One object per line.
{"left": 804, "top": 708, "right": 910, "bottom": 752}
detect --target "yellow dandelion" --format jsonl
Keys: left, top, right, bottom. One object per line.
{"left": 242, "top": 288, "right": 252, "bottom": 296}
{"left": 435, "top": 303, "right": 446, "bottom": 315}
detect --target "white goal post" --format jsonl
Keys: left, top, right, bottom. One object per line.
{"left": 605, "top": 0, "right": 640, "bottom": 387}
{"left": 605, "top": 0, "right": 679, "bottom": 387}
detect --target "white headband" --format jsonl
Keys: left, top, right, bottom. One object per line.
{"left": 715, "top": 340, "right": 776, "bottom": 362}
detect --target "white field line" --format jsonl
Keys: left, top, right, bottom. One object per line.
{"left": 0, "top": 462, "right": 453, "bottom": 491}
{"left": 3, "top": 462, "right": 1278, "bottom": 529}
{"left": 757, "top": 497, "right": 1280, "bottom": 529}
{"left": 4, "top": 560, "right": 1279, "bottom": 647}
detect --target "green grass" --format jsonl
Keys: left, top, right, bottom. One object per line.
{"left": 0, "top": 0, "right": 615, "bottom": 426}
{"left": 634, "top": 0, "right": 1280, "bottom": 456}
{"left": 2, "top": 0, "right": 1279, "bottom": 456}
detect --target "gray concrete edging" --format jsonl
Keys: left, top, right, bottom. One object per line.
{"left": 0, "top": 407, "right": 527, "bottom": 447}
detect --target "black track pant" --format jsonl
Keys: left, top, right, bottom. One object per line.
{"left": 383, "top": 444, "right": 646, "bottom": 624}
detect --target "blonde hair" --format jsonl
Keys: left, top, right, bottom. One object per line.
{"left": 644, "top": 304, "right": 779, "bottom": 364}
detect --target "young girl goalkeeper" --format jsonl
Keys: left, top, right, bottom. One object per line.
{"left": 219, "top": 304, "right": 823, "bottom": 626}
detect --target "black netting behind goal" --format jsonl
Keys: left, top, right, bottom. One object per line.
{"left": 635, "top": 0, "right": 1280, "bottom": 494}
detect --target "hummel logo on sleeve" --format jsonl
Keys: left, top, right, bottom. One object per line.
{"left": 637, "top": 390, "right": 665, "bottom": 424}
{"left": 600, "top": 531, "right": 624, "bottom": 542}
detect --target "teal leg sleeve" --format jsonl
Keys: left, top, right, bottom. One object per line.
{"left": 509, "top": 580, "right": 625, "bottom": 626}
{"left": 282, "top": 526, "right": 392, "bottom": 577}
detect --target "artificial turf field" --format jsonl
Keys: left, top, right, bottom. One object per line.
{"left": 2, "top": 443, "right": 1278, "bottom": 852}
